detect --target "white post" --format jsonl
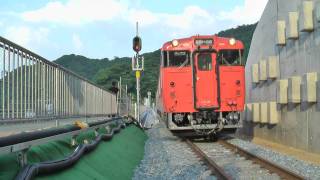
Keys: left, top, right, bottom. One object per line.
{"left": 147, "top": 91, "right": 151, "bottom": 107}
{"left": 126, "top": 85, "right": 129, "bottom": 116}
{"left": 136, "top": 72, "right": 140, "bottom": 123}
{"left": 134, "top": 102, "right": 137, "bottom": 119}
{"left": 119, "top": 77, "right": 122, "bottom": 100}
{"left": 118, "top": 77, "right": 122, "bottom": 115}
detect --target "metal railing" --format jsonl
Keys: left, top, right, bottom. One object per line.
{"left": 0, "top": 36, "right": 117, "bottom": 121}
{"left": 117, "top": 78, "right": 131, "bottom": 117}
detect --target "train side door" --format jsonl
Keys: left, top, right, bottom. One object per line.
{"left": 194, "top": 53, "right": 219, "bottom": 109}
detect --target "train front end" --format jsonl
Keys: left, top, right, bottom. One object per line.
{"left": 157, "top": 35, "right": 245, "bottom": 137}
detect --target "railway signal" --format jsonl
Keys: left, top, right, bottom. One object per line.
{"left": 133, "top": 36, "right": 142, "bottom": 53}
{"left": 132, "top": 22, "right": 144, "bottom": 125}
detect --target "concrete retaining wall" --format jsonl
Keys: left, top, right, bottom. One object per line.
{"left": 243, "top": 0, "right": 320, "bottom": 154}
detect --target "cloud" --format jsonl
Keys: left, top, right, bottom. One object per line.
{"left": 5, "top": 26, "right": 32, "bottom": 46}
{"left": 127, "top": 9, "right": 158, "bottom": 27}
{"left": 21, "top": 0, "right": 214, "bottom": 32}
{"left": 127, "top": 5, "right": 215, "bottom": 37}
{"left": 12, "top": 1, "right": 269, "bottom": 59}
{"left": 21, "top": 0, "right": 127, "bottom": 25}
{"left": 164, "top": 6, "right": 213, "bottom": 30}
{"left": 4, "top": 26, "right": 50, "bottom": 50}
{"left": 218, "top": 0, "right": 268, "bottom": 24}
{"left": 20, "top": 0, "right": 217, "bottom": 37}
{"left": 18, "top": 0, "right": 268, "bottom": 34}
{"left": 72, "top": 34, "right": 83, "bottom": 51}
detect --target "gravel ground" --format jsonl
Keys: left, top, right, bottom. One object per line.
{"left": 196, "top": 142, "right": 280, "bottom": 180}
{"left": 133, "top": 109, "right": 320, "bottom": 179}
{"left": 133, "top": 122, "right": 215, "bottom": 180}
{"left": 228, "top": 139, "right": 320, "bottom": 179}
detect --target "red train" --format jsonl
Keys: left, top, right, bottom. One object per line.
{"left": 156, "top": 35, "right": 245, "bottom": 137}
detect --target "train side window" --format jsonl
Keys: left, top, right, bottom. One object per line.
{"left": 198, "top": 54, "right": 212, "bottom": 71}
{"left": 218, "top": 50, "right": 243, "bottom": 66}
{"left": 162, "top": 51, "right": 168, "bottom": 67}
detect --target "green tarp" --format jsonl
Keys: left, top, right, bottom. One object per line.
{"left": 0, "top": 125, "right": 147, "bottom": 180}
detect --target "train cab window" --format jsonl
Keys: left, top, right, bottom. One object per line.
{"left": 218, "top": 50, "right": 244, "bottom": 66}
{"left": 198, "top": 54, "right": 212, "bottom": 71}
{"left": 162, "top": 51, "right": 190, "bottom": 67}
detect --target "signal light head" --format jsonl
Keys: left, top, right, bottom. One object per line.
{"left": 133, "top": 36, "right": 142, "bottom": 52}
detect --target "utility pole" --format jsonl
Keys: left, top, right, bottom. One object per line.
{"left": 132, "top": 22, "right": 144, "bottom": 125}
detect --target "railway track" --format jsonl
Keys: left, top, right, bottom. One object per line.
{"left": 186, "top": 139, "right": 305, "bottom": 180}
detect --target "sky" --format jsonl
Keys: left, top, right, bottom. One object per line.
{"left": 0, "top": 0, "right": 268, "bottom": 60}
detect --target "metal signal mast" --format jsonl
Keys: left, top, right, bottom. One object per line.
{"left": 132, "top": 22, "right": 144, "bottom": 125}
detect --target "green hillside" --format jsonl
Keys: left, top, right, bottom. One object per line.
{"left": 55, "top": 54, "right": 110, "bottom": 80}
{"left": 218, "top": 23, "right": 257, "bottom": 60}
{"left": 54, "top": 23, "right": 256, "bottom": 98}
{"left": 93, "top": 50, "right": 160, "bottom": 97}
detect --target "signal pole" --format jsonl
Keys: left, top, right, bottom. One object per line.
{"left": 132, "top": 22, "right": 144, "bottom": 125}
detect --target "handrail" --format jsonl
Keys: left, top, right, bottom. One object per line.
{"left": 0, "top": 36, "right": 113, "bottom": 94}
{"left": 0, "top": 36, "right": 118, "bottom": 120}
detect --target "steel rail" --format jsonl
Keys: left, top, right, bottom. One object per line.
{"left": 218, "top": 140, "right": 305, "bottom": 180}
{"left": 185, "top": 139, "right": 232, "bottom": 180}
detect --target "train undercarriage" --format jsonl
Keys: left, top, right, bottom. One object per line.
{"left": 165, "top": 111, "right": 242, "bottom": 138}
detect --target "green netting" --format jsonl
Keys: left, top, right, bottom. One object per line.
{"left": 0, "top": 153, "right": 20, "bottom": 180}
{"left": 36, "top": 125, "right": 147, "bottom": 180}
{"left": 0, "top": 124, "right": 147, "bottom": 180}
{"left": 0, "top": 136, "right": 74, "bottom": 179}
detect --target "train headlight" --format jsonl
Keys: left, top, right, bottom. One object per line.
{"left": 172, "top": 39, "right": 179, "bottom": 47}
{"left": 229, "top": 38, "right": 236, "bottom": 45}
{"left": 233, "top": 113, "right": 239, "bottom": 120}
{"left": 232, "top": 101, "right": 237, "bottom": 105}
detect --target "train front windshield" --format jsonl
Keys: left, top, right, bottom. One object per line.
{"left": 218, "top": 50, "right": 244, "bottom": 66}
{"left": 162, "top": 51, "right": 190, "bottom": 67}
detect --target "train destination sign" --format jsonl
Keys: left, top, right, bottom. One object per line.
{"left": 194, "top": 39, "right": 213, "bottom": 46}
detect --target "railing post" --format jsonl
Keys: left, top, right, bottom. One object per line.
{"left": 7, "top": 46, "right": 10, "bottom": 119}
{"left": 2, "top": 46, "right": 5, "bottom": 119}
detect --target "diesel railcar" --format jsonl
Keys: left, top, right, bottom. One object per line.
{"left": 156, "top": 35, "right": 245, "bottom": 137}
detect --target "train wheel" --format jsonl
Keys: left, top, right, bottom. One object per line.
{"left": 165, "top": 113, "right": 169, "bottom": 128}
{"left": 208, "top": 133, "right": 218, "bottom": 142}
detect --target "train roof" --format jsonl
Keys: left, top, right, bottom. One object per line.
{"left": 161, "top": 35, "right": 244, "bottom": 51}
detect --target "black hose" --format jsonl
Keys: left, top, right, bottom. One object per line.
{"left": 125, "top": 116, "right": 135, "bottom": 125}
{"left": 127, "top": 115, "right": 143, "bottom": 129}
{"left": 15, "top": 123, "right": 126, "bottom": 180}
{"left": 0, "top": 126, "right": 81, "bottom": 148}
{"left": 0, "top": 117, "right": 121, "bottom": 148}
{"left": 87, "top": 117, "right": 122, "bottom": 127}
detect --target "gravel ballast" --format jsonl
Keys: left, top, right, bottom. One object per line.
{"left": 133, "top": 110, "right": 320, "bottom": 179}
{"left": 228, "top": 139, "right": 320, "bottom": 179}
{"left": 133, "top": 121, "right": 215, "bottom": 180}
